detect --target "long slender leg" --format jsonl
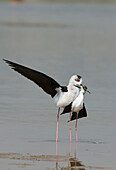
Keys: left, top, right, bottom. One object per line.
{"left": 75, "top": 113, "right": 78, "bottom": 143}
{"left": 56, "top": 107, "right": 60, "bottom": 142}
{"left": 74, "top": 139, "right": 78, "bottom": 158}
{"left": 68, "top": 138, "right": 71, "bottom": 157}
{"left": 56, "top": 140, "right": 58, "bottom": 170}
{"left": 68, "top": 112, "right": 72, "bottom": 157}
{"left": 69, "top": 112, "right": 71, "bottom": 143}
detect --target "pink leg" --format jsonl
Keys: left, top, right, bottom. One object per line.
{"left": 68, "top": 138, "right": 71, "bottom": 157}
{"left": 56, "top": 107, "right": 60, "bottom": 143}
{"left": 74, "top": 139, "right": 78, "bottom": 158}
{"left": 56, "top": 161, "right": 58, "bottom": 170}
{"left": 75, "top": 113, "right": 78, "bottom": 143}
{"left": 68, "top": 112, "right": 72, "bottom": 157}
{"left": 56, "top": 138, "right": 58, "bottom": 156}
{"left": 69, "top": 112, "right": 71, "bottom": 143}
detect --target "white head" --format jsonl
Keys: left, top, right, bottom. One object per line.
{"left": 69, "top": 75, "right": 82, "bottom": 86}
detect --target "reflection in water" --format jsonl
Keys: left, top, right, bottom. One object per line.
{"left": 0, "top": 3, "right": 116, "bottom": 170}
{"left": 60, "top": 157, "right": 85, "bottom": 170}
{"left": 56, "top": 140, "right": 58, "bottom": 170}
{"left": 69, "top": 158, "right": 85, "bottom": 170}
{"left": 0, "top": 152, "right": 85, "bottom": 170}
{"left": 56, "top": 138, "right": 84, "bottom": 170}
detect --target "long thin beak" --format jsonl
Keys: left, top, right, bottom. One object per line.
{"left": 87, "top": 90, "right": 91, "bottom": 94}
{"left": 74, "top": 84, "right": 81, "bottom": 88}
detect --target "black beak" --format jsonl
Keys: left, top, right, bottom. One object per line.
{"left": 87, "top": 90, "right": 91, "bottom": 94}
{"left": 74, "top": 84, "right": 81, "bottom": 88}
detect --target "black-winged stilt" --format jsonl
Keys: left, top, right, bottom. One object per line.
{"left": 3, "top": 59, "right": 82, "bottom": 142}
{"left": 61, "top": 85, "right": 89, "bottom": 142}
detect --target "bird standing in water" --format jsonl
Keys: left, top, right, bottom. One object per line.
{"left": 3, "top": 59, "right": 82, "bottom": 142}
{"left": 61, "top": 85, "right": 90, "bottom": 142}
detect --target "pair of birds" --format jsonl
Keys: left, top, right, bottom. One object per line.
{"left": 3, "top": 59, "right": 89, "bottom": 142}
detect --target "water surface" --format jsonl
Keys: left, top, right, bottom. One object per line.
{"left": 0, "top": 2, "right": 116, "bottom": 169}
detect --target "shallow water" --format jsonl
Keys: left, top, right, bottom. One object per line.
{"left": 0, "top": 2, "right": 116, "bottom": 170}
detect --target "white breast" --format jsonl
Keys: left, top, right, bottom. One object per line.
{"left": 53, "top": 85, "right": 80, "bottom": 108}
{"left": 72, "top": 92, "right": 84, "bottom": 112}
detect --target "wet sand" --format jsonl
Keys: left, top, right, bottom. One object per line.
{"left": 0, "top": 152, "right": 108, "bottom": 169}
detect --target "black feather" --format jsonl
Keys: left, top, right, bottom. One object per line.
{"left": 60, "top": 102, "right": 72, "bottom": 115}
{"left": 3, "top": 59, "right": 60, "bottom": 98}
{"left": 61, "top": 86, "right": 68, "bottom": 92}
{"left": 68, "top": 104, "right": 87, "bottom": 122}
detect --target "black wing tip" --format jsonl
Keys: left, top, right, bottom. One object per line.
{"left": 60, "top": 110, "right": 69, "bottom": 115}
{"left": 60, "top": 112, "right": 65, "bottom": 115}
{"left": 3, "top": 59, "right": 10, "bottom": 63}
{"left": 3, "top": 59, "right": 18, "bottom": 70}
{"left": 61, "top": 103, "right": 72, "bottom": 115}
{"left": 3, "top": 59, "right": 13, "bottom": 66}
{"left": 3, "top": 60, "right": 16, "bottom": 72}
{"left": 67, "top": 108, "right": 87, "bottom": 122}
{"left": 3, "top": 59, "right": 8, "bottom": 63}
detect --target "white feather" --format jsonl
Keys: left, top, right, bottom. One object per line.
{"left": 71, "top": 85, "right": 86, "bottom": 113}
{"left": 53, "top": 75, "right": 82, "bottom": 108}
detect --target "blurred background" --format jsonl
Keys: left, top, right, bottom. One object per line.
{"left": 0, "top": 0, "right": 116, "bottom": 169}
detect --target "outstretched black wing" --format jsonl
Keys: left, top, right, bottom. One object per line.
{"left": 3, "top": 59, "right": 60, "bottom": 98}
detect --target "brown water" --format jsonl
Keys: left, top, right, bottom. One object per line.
{"left": 0, "top": 2, "right": 116, "bottom": 169}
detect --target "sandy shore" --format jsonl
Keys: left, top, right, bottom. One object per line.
{"left": 0, "top": 152, "right": 108, "bottom": 169}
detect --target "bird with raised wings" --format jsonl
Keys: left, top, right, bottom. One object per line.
{"left": 3, "top": 59, "right": 83, "bottom": 142}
